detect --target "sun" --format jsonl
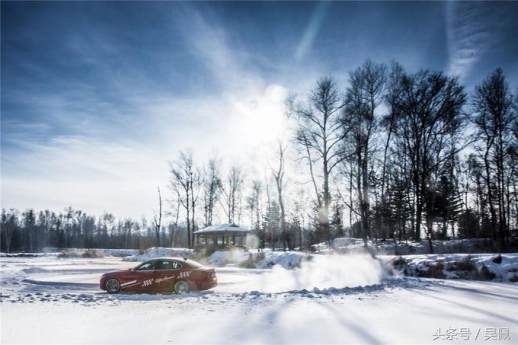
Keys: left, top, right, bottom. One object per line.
{"left": 231, "top": 84, "right": 288, "bottom": 147}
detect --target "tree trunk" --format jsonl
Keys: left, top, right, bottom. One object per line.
{"left": 483, "top": 144, "right": 498, "bottom": 241}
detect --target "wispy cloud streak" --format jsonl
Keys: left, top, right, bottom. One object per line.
{"left": 295, "top": 2, "right": 330, "bottom": 62}
{"left": 445, "top": 1, "right": 516, "bottom": 81}
{"left": 446, "top": 2, "right": 489, "bottom": 79}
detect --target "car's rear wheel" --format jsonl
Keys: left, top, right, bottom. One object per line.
{"left": 106, "top": 278, "right": 120, "bottom": 293}
{"left": 174, "top": 280, "right": 190, "bottom": 294}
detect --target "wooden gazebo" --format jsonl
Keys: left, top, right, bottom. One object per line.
{"left": 194, "top": 224, "right": 251, "bottom": 248}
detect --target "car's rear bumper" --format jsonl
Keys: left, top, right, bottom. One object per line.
{"left": 198, "top": 278, "right": 217, "bottom": 290}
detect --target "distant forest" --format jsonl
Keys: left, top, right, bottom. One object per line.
{"left": 2, "top": 61, "right": 517, "bottom": 253}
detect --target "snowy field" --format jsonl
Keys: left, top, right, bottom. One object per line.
{"left": 1, "top": 255, "right": 517, "bottom": 344}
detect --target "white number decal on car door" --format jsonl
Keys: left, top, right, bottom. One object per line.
{"left": 179, "top": 271, "right": 191, "bottom": 279}
{"left": 142, "top": 278, "right": 154, "bottom": 287}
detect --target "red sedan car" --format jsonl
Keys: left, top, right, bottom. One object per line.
{"left": 100, "top": 257, "right": 217, "bottom": 294}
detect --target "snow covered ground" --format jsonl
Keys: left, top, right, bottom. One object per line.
{"left": 1, "top": 255, "right": 517, "bottom": 344}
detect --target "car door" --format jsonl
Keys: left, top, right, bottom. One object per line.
{"left": 154, "top": 260, "right": 181, "bottom": 292}
{"left": 132, "top": 260, "right": 157, "bottom": 292}
{"left": 175, "top": 260, "right": 193, "bottom": 282}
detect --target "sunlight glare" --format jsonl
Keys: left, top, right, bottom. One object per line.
{"left": 231, "top": 84, "right": 288, "bottom": 146}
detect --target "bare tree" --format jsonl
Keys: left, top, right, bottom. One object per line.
{"left": 342, "top": 60, "right": 387, "bottom": 246}
{"left": 169, "top": 187, "right": 181, "bottom": 247}
{"left": 202, "top": 159, "right": 221, "bottom": 226}
{"left": 272, "top": 141, "right": 288, "bottom": 250}
{"left": 264, "top": 176, "right": 275, "bottom": 249}
{"left": 379, "top": 62, "right": 404, "bottom": 240}
{"left": 221, "top": 166, "right": 244, "bottom": 224}
{"left": 152, "top": 186, "right": 162, "bottom": 247}
{"left": 472, "top": 68, "right": 516, "bottom": 249}
{"left": 289, "top": 77, "right": 347, "bottom": 243}
{"left": 170, "top": 151, "right": 200, "bottom": 248}
{"left": 246, "top": 180, "right": 262, "bottom": 230}
{"left": 390, "top": 69, "right": 466, "bottom": 251}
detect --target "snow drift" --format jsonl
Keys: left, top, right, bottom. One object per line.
{"left": 392, "top": 253, "right": 518, "bottom": 282}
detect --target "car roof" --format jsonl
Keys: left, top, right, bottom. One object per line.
{"left": 147, "top": 257, "right": 189, "bottom": 262}
{"left": 147, "top": 257, "right": 206, "bottom": 268}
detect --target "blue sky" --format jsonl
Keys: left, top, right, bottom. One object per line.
{"left": 2, "top": 1, "right": 518, "bottom": 217}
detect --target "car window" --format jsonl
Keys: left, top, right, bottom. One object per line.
{"left": 135, "top": 261, "right": 155, "bottom": 271}
{"left": 171, "top": 261, "right": 182, "bottom": 270}
{"left": 155, "top": 260, "right": 182, "bottom": 270}
{"left": 155, "top": 260, "right": 173, "bottom": 270}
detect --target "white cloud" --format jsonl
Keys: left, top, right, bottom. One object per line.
{"left": 446, "top": 2, "right": 490, "bottom": 79}
{"left": 1, "top": 135, "right": 169, "bottom": 217}
{"left": 1, "top": 6, "right": 322, "bottom": 219}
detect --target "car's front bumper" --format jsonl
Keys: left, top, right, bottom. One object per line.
{"left": 99, "top": 277, "right": 107, "bottom": 290}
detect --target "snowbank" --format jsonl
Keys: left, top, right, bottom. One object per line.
{"left": 1, "top": 248, "right": 142, "bottom": 258}
{"left": 96, "top": 249, "right": 140, "bottom": 257}
{"left": 391, "top": 253, "right": 518, "bottom": 282}
{"left": 57, "top": 248, "right": 105, "bottom": 258}
{"left": 320, "top": 237, "right": 498, "bottom": 255}
{"left": 0, "top": 252, "right": 58, "bottom": 257}
{"left": 122, "top": 247, "right": 193, "bottom": 262}
{"left": 207, "top": 249, "right": 250, "bottom": 266}
{"left": 2, "top": 248, "right": 163, "bottom": 258}
{"left": 255, "top": 251, "right": 308, "bottom": 269}
{"left": 206, "top": 249, "right": 309, "bottom": 269}
{"left": 57, "top": 248, "right": 141, "bottom": 258}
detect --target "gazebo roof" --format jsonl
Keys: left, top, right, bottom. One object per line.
{"left": 194, "top": 223, "right": 250, "bottom": 235}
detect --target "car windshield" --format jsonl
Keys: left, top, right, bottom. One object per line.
{"left": 185, "top": 259, "right": 204, "bottom": 269}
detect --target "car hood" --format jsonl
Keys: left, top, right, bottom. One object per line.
{"left": 102, "top": 269, "right": 132, "bottom": 277}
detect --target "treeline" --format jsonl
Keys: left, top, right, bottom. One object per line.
{"left": 2, "top": 61, "right": 517, "bottom": 253}
{"left": 0, "top": 208, "right": 183, "bottom": 253}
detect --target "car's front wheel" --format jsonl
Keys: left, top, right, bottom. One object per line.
{"left": 105, "top": 278, "right": 120, "bottom": 293}
{"left": 174, "top": 280, "right": 190, "bottom": 294}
